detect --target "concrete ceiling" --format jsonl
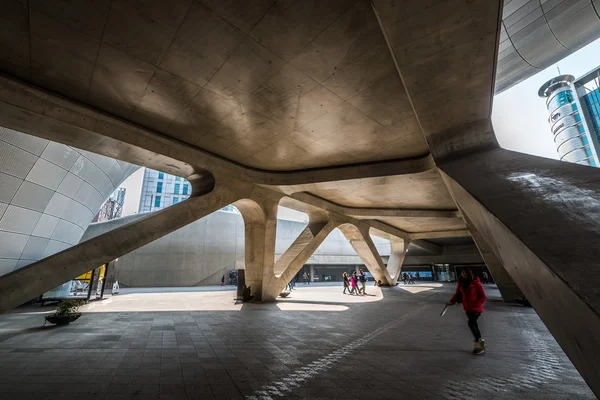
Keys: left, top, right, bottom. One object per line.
{"left": 1, "top": 0, "right": 427, "bottom": 171}
{"left": 0, "top": 0, "right": 507, "bottom": 241}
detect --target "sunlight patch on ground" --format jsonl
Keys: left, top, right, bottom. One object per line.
{"left": 83, "top": 291, "right": 243, "bottom": 312}
{"left": 397, "top": 283, "right": 444, "bottom": 294}
{"left": 281, "top": 286, "right": 384, "bottom": 304}
{"left": 276, "top": 303, "right": 349, "bottom": 311}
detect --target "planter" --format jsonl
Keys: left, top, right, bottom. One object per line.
{"left": 45, "top": 313, "right": 82, "bottom": 325}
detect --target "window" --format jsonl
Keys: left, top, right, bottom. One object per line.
{"left": 158, "top": 172, "right": 164, "bottom": 179}
{"left": 183, "top": 184, "right": 189, "bottom": 195}
{"left": 174, "top": 183, "right": 180, "bottom": 194}
{"left": 175, "top": 177, "right": 181, "bottom": 181}
{"left": 173, "top": 197, "right": 179, "bottom": 204}
{"left": 156, "top": 182, "right": 163, "bottom": 193}
{"left": 154, "top": 196, "right": 161, "bottom": 207}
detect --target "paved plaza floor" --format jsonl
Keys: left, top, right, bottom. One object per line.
{"left": 0, "top": 283, "right": 594, "bottom": 399}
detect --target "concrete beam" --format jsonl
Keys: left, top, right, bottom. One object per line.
{"left": 408, "top": 230, "right": 471, "bottom": 240}
{"left": 411, "top": 239, "right": 443, "bottom": 255}
{"left": 286, "top": 192, "right": 458, "bottom": 219}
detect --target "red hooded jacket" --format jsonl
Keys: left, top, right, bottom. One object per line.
{"left": 450, "top": 277, "right": 487, "bottom": 313}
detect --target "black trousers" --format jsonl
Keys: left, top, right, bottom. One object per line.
{"left": 466, "top": 312, "right": 482, "bottom": 340}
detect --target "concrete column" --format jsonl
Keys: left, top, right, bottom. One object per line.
{"left": 439, "top": 158, "right": 600, "bottom": 396}
{"left": 338, "top": 223, "right": 393, "bottom": 285}
{"left": 236, "top": 194, "right": 338, "bottom": 301}
{"left": 309, "top": 266, "right": 315, "bottom": 283}
{"left": 0, "top": 176, "right": 246, "bottom": 312}
{"left": 461, "top": 210, "right": 523, "bottom": 303}
{"left": 386, "top": 239, "right": 409, "bottom": 285}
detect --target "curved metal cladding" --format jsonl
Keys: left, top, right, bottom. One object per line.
{"left": 538, "top": 75, "right": 596, "bottom": 165}
{"left": 0, "top": 127, "right": 139, "bottom": 276}
{"left": 496, "top": 0, "right": 600, "bottom": 93}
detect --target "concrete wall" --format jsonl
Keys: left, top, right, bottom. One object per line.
{"left": 0, "top": 127, "right": 138, "bottom": 276}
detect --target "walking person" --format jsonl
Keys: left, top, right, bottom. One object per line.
{"left": 302, "top": 272, "right": 309, "bottom": 284}
{"left": 402, "top": 273, "right": 409, "bottom": 285}
{"left": 350, "top": 272, "right": 360, "bottom": 295}
{"left": 342, "top": 272, "right": 351, "bottom": 294}
{"left": 482, "top": 271, "right": 489, "bottom": 284}
{"left": 448, "top": 268, "right": 487, "bottom": 355}
{"left": 221, "top": 275, "right": 225, "bottom": 286}
{"left": 358, "top": 268, "right": 367, "bottom": 295}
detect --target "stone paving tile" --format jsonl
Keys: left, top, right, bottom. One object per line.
{"left": 0, "top": 284, "right": 595, "bottom": 399}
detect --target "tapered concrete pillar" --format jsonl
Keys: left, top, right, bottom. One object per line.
{"left": 338, "top": 223, "right": 393, "bottom": 285}
{"left": 0, "top": 175, "right": 247, "bottom": 312}
{"left": 235, "top": 194, "right": 338, "bottom": 302}
{"left": 438, "top": 154, "right": 600, "bottom": 395}
{"left": 386, "top": 239, "right": 409, "bottom": 285}
{"left": 462, "top": 211, "right": 523, "bottom": 303}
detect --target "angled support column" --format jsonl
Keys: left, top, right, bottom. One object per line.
{"left": 338, "top": 223, "right": 393, "bottom": 285}
{"left": 0, "top": 174, "right": 249, "bottom": 312}
{"left": 439, "top": 153, "right": 600, "bottom": 397}
{"left": 235, "top": 192, "right": 337, "bottom": 302}
{"left": 461, "top": 210, "right": 523, "bottom": 303}
{"left": 386, "top": 239, "right": 410, "bottom": 285}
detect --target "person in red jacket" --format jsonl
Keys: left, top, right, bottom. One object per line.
{"left": 448, "top": 268, "right": 487, "bottom": 355}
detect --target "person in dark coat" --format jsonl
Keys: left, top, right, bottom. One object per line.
{"left": 448, "top": 268, "right": 487, "bottom": 355}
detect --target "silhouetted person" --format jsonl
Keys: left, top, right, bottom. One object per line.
{"left": 358, "top": 268, "right": 367, "bottom": 295}
{"left": 221, "top": 275, "right": 225, "bottom": 286}
{"left": 448, "top": 268, "right": 487, "bottom": 355}
{"left": 342, "top": 272, "right": 351, "bottom": 294}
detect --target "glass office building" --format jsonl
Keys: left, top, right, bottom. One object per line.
{"left": 539, "top": 72, "right": 600, "bottom": 167}
{"left": 138, "top": 169, "right": 191, "bottom": 213}
{"left": 575, "top": 68, "right": 600, "bottom": 160}
{"left": 138, "top": 169, "right": 239, "bottom": 213}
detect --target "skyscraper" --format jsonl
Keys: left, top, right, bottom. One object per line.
{"left": 538, "top": 70, "right": 600, "bottom": 167}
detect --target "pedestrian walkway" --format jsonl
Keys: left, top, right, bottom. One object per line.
{"left": 0, "top": 283, "right": 593, "bottom": 399}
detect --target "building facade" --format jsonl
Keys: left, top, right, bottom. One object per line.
{"left": 538, "top": 73, "right": 600, "bottom": 167}
{"left": 0, "top": 127, "right": 139, "bottom": 276}
{"left": 138, "top": 169, "right": 191, "bottom": 213}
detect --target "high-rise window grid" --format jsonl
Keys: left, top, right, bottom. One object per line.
{"left": 174, "top": 183, "right": 180, "bottom": 194}
{"left": 154, "top": 196, "right": 161, "bottom": 207}
{"left": 156, "top": 181, "right": 163, "bottom": 193}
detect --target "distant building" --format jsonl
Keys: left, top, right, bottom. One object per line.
{"left": 138, "top": 169, "right": 191, "bottom": 213}
{"left": 92, "top": 188, "right": 126, "bottom": 222}
{"left": 138, "top": 169, "right": 239, "bottom": 213}
{"left": 538, "top": 70, "right": 600, "bottom": 167}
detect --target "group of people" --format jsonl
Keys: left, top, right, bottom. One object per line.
{"left": 401, "top": 272, "right": 417, "bottom": 284}
{"left": 342, "top": 269, "right": 368, "bottom": 295}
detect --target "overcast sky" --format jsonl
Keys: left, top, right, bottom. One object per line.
{"left": 119, "top": 38, "right": 600, "bottom": 219}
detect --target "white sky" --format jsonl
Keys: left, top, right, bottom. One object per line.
{"left": 117, "top": 38, "right": 600, "bottom": 220}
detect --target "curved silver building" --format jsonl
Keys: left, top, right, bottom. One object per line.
{"left": 539, "top": 74, "right": 600, "bottom": 166}
{"left": 0, "top": 127, "right": 139, "bottom": 276}
{"left": 497, "top": 0, "right": 600, "bottom": 93}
